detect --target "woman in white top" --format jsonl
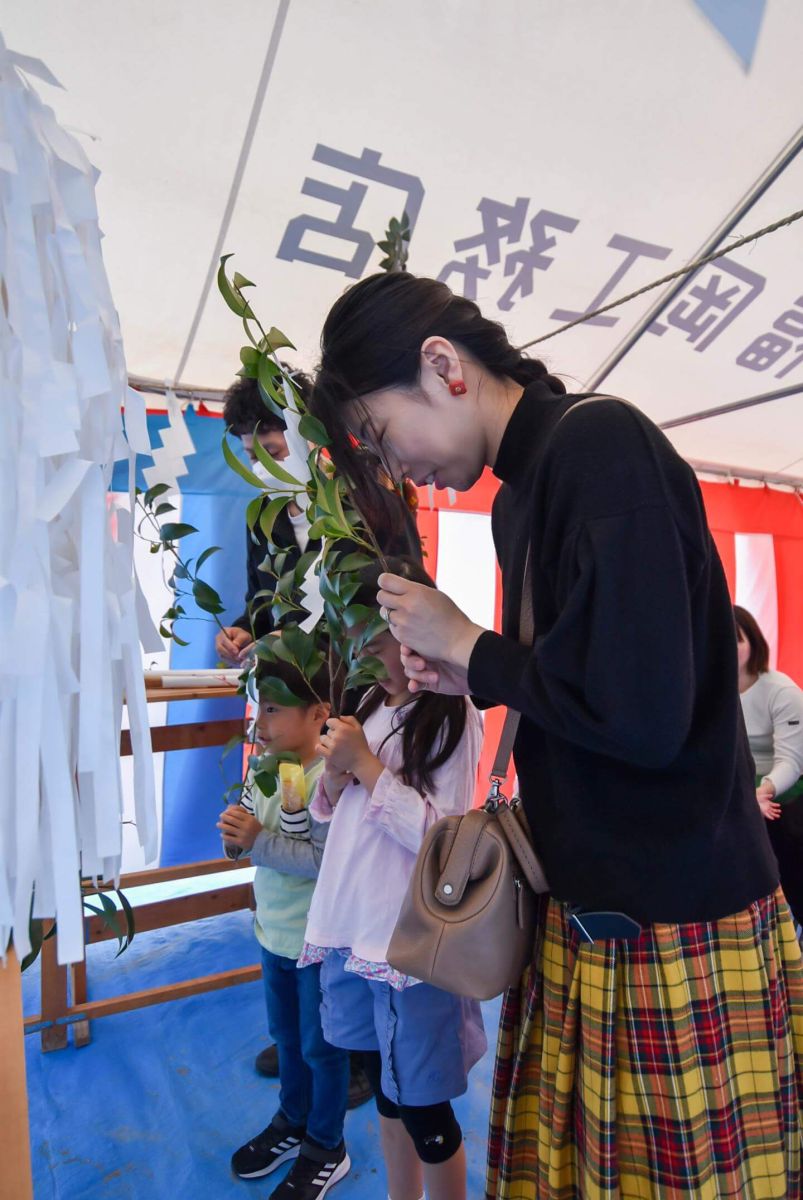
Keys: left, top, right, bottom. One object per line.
{"left": 736, "top": 605, "right": 803, "bottom": 923}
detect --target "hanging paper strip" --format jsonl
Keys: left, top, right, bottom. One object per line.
{"left": 0, "top": 37, "right": 157, "bottom": 964}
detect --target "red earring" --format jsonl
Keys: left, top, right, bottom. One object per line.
{"left": 449, "top": 380, "right": 467, "bottom": 396}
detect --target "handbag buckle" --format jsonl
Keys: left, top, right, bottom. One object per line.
{"left": 484, "top": 777, "right": 506, "bottom": 813}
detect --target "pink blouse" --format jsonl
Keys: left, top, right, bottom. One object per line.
{"left": 300, "top": 698, "right": 483, "bottom": 984}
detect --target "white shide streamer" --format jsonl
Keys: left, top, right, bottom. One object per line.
{"left": 0, "top": 39, "right": 157, "bottom": 963}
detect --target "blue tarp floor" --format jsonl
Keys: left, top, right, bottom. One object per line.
{"left": 22, "top": 897, "right": 501, "bottom": 1200}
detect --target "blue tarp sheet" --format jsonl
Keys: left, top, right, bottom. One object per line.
{"left": 23, "top": 903, "right": 501, "bottom": 1199}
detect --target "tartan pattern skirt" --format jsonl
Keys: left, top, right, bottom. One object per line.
{"left": 487, "top": 889, "right": 803, "bottom": 1199}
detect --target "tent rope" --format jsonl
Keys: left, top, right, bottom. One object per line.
{"left": 518, "top": 205, "right": 803, "bottom": 350}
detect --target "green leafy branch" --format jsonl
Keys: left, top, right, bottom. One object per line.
{"left": 217, "top": 254, "right": 392, "bottom": 720}
{"left": 134, "top": 482, "right": 226, "bottom": 645}
{"left": 19, "top": 885, "right": 136, "bottom": 972}
{"left": 377, "top": 211, "right": 411, "bottom": 272}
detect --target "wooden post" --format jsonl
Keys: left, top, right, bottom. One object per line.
{"left": 39, "top": 936, "right": 69, "bottom": 1052}
{"left": 0, "top": 949, "right": 34, "bottom": 1200}
{"left": 69, "top": 961, "right": 91, "bottom": 1048}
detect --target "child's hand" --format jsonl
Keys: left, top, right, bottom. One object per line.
{"left": 317, "top": 716, "right": 368, "bottom": 773}
{"left": 217, "top": 804, "right": 262, "bottom": 851}
{"left": 322, "top": 763, "right": 353, "bottom": 806}
{"left": 317, "top": 717, "right": 384, "bottom": 795}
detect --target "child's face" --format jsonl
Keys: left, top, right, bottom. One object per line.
{"left": 359, "top": 627, "right": 408, "bottom": 697}
{"left": 255, "top": 700, "right": 322, "bottom": 756}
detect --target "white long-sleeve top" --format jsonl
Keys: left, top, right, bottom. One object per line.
{"left": 741, "top": 670, "right": 803, "bottom": 798}
{"left": 302, "top": 697, "right": 483, "bottom": 972}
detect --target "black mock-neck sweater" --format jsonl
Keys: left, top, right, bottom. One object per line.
{"left": 467, "top": 382, "right": 777, "bottom": 924}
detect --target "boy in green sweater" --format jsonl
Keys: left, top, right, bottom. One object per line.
{"left": 218, "top": 658, "right": 350, "bottom": 1199}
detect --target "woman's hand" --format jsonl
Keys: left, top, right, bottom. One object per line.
{"left": 317, "top": 716, "right": 384, "bottom": 794}
{"left": 757, "top": 779, "right": 781, "bottom": 821}
{"left": 217, "top": 804, "right": 262, "bottom": 851}
{"left": 377, "top": 573, "right": 484, "bottom": 669}
{"left": 400, "top": 647, "right": 471, "bottom": 696}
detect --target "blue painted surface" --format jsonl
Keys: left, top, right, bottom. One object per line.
{"left": 113, "top": 410, "right": 255, "bottom": 865}
{"left": 692, "top": 0, "right": 766, "bottom": 69}
{"left": 23, "top": 910, "right": 501, "bottom": 1199}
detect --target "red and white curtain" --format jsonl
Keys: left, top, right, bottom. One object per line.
{"left": 417, "top": 474, "right": 803, "bottom": 804}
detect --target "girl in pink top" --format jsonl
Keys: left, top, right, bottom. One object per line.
{"left": 300, "top": 558, "right": 485, "bottom": 1200}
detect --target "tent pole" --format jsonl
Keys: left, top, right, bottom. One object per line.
{"left": 585, "top": 123, "right": 803, "bottom": 390}
{"left": 171, "top": 0, "right": 292, "bottom": 389}
{"left": 659, "top": 383, "right": 803, "bottom": 430}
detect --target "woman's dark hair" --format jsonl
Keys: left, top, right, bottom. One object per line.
{"left": 255, "top": 653, "right": 330, "bottom": 708}
{"left": 350, "top": 555, "right": 468, "bottom": 795}
{"left": 223, "top": 364, "right": 313, "bottom": 437}
{"left": 734, "top": 606, "right": 770, "bottom": 676}
{"left": 310, "top": 272, "right": 566, "bottom": 488}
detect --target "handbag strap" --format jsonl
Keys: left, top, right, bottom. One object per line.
{"left": 488, "top": 393, "right": 621, "bottom": 786}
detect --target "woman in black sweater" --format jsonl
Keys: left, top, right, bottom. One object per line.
{"left": 311, "top": 272, "right": 803, "bottom": 1200}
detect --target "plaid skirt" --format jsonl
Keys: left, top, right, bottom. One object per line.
{"left": 487, "top": 889, "right": 803, "bottom": 1199}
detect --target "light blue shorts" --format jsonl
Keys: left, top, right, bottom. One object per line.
{"left": 319, "top": 954, "right": 487, "bottom": 1107}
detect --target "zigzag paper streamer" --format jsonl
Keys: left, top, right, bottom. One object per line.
{"left": 0, "top": 38, "right": 157, "bottom": 964}
{"left": 142, "top": 389, "right": 195, "bottom": 492}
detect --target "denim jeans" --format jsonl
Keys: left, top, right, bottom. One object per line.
{"left": 261, "top": 947, "right": 350, "bottom": 1149}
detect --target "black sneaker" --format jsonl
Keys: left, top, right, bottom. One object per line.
{"left": 269, "top": 1139, "right": 350, "bottom": 1198}
{"left": 231, "top": 1117, "right": 304, "bottom": 1179}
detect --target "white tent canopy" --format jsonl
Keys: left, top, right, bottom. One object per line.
{"left": 5, "top": 0, "right": 803, "bottom": 480}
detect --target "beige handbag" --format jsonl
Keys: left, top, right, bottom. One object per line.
{"left": 387, "top": 546, "right": 551, "bottom": 1001}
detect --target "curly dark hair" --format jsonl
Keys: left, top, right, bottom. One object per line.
{"left": 223, "top": 364, "right": 313, "bottom": 437}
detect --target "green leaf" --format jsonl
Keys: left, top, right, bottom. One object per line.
{"left": 259, "top": 495, "right": 291, "bottom": 543}
{"left": 217, "top": 255, "right": 254, "bottom": 318}
{"left": 254, "top": 768, "right": 280, "bottom": 796}
{"left": 334, "top": 551, "right": 373, "bottom": 573}
{"left": 259, "top": 676, "right": 306, "bottom": 707}
{"left": 251, "top": 433, "right": 304, "bottom": 488}
{"left": 257, "top": 354, "right": 286, "bottom": 417}
{"left": 237, "top": 362, "right": 259, "bottom": 379}
{"left": 258, "top": 635, "right": 294, "bottom": 665}
{"left": 115, "top": 889, "right": 136, "bottom": 950}
{"left": 20, "top": 918, "right": 45, "bottom": 972}
{"left": 297, "top": 413, "right": 331, "bottom": 447}
{"left": 172, "top": 632, "right": 190, "bottom": 647}
{"left": 239, "top": 345, "right": 261, "bottom": 366}
{"left": 264, "top": 326, "right": 296, "bottom": 353}
{"left": 293, "top": 549, "right": 320, "bottom": 586}
{"left": 245, "top": 496, "right": 263, "bottom": 531}
{"left": 144, "top": 482, "right": 171, "bottom": 505}
{"left": 171, "top": 560, "right": 190, "bottom": 580}
{"left": 281, "top": 623, "right": 314, "bottom": 672}
{"left": 233, "top": 271, "right": 255, "bottom": 290}
{"left": 154, "top": 501, "right": 176, "bottom": 516}
{"left": 192, "top": 578, "right": 225, "bottom": 615}
{"left": 342, "top": 604, "right": 376, "bottom": 628}
{"left": 222, "top": 433, "right": 268, "bottom": 489}
{"left": 160, "top": 522, "right": 198, "bottom": 542}
{"left": 195, "top": 545, "right": 221, "bottom": 572}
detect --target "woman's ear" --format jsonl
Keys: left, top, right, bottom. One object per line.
{"left": 420, "top": 336, "right": 464, "bottom": 394}
{"left": 313, "top": 701, "right": 331, "bottom": 724}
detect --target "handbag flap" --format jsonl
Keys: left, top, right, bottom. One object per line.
{"left": 434, "top": 810, "right": 493, "bottom": 906}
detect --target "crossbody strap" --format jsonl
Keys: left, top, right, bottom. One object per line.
{"left": 488, "top": 393, "right": 622, "bottom": 787}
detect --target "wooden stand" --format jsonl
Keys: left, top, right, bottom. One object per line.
{"left": 27, "top": 683, "right": 258, "bottom": 1050}
{"left": 0, "top": 949, "right": 33, "bottom": 1200}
